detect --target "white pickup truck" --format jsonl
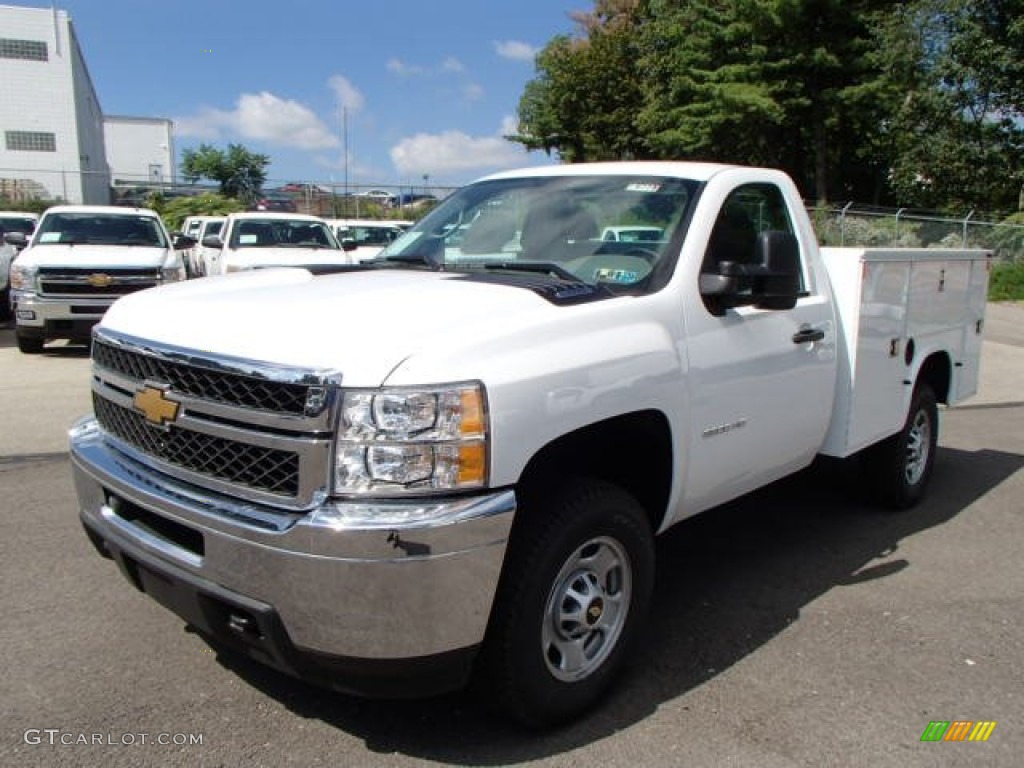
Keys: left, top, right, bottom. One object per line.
{"left": 199, "top": 212, "right": 353, "bottom": 275}
{"left": 7, "top": 205, "right": 189, "bottom": 353}
{"left": 69, "top": 162, "right": 989, "bottom": 726}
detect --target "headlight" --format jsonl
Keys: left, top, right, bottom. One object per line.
{"left": 334, "top": 382, "right": 488, "bottom": 495}
{"left": 9, "top": 262, "right": 38, "bottom": 292}
{"left": 160, "top": 264, "right": 185, "bottom": 282}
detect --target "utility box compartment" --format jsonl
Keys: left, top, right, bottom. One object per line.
{"left": 818, "top": 248, "right": 990, "bottom": 457}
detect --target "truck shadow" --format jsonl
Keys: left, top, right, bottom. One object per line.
{"left": 210, "top": 444, "right": 1023, "bottom": 762}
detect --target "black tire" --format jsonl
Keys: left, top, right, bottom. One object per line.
{"left": 16, "top": 332, "right": 44, "bottom": 354}
{"left": 0, "top": 285, "right": 10, "bottom": 321}
{"left": 862, "top": 384, "right": 938, "bottom": 509}
{"left": 477, "top": 478, "right": 655, "bottom": 727}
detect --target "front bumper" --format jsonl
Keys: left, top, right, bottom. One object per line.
{"left": 13, "top": 291, "right": 110, "bottom": 339}
{"left": 70, "top": 416, "right": 516, "bottom": 697}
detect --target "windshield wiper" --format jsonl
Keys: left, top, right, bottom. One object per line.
{"left": 472, "top": 261, "right": 585, "bottom": 283}
{"left": 381, "top": 252, "right": 443, "bottom": 271}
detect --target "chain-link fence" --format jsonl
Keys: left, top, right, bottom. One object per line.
{"left": 4, "top": 166, "right": 1024, "bottom": 258}
{"left": 808, "top": 203, "right": 1024, "bottom": 262}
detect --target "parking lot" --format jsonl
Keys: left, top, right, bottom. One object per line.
{"left": 2, "top": 306, "right": 1022, "bottom": 767}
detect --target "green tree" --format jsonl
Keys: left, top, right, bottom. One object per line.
{"left": 157, "top": 193, "right": 245, "bottom": 232}
{"left": 180, "top": 143, "right": 270, "bottom": 204}
{"left": 512, "top": 0, "right": 649, "bottom": 162}
{"left": 877, "top": 0, "right": 1024, "bottom": 213}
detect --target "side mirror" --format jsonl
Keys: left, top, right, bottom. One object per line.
{"left": 754, "top": 231, "right": 801, "bottom": 310}
{"left": 172, "top": 233, "right": 196, "bottom": 250}
{"left": 340, "top": 238, "right": 358, "bottom": 252}
{"left": 4, "top": 231, "right": 29, "bottom": 248}
{"left": 201, "top": 235, "right": 223, "bottom": 249}
{"left": 699, "top": 231, "right": 802, "bottom": 313}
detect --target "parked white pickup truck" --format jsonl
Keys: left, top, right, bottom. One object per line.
{"left": 200, "top": 212, "right": 353, "bottom": 275}
{"left": 7, "top": 205, "right": 190, "bottom": 353}
{"left": 69, "top": 162, "right": 989, "bottom": 726}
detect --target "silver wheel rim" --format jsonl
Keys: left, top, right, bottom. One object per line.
{"left": 905, "top": 408, "right": 931, "bottom": 486}
{"left": 542, "top": 535, "right": 632, "bottom": 682}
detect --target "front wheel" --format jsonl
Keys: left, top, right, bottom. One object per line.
{"left": 477, "top": 479, "right": 654, "bottom": 727}
{"left": 863, "top": 383, "right": 938, "bottom": 509}
{"left": 16, "top": 331, "right": 44, "bottom": 354}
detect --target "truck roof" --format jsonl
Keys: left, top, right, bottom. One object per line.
{"left": 42, "top": 204, "right": 161, "bottom": 217}
{"left": 480, "top": 161, "right": 743, "bottom": 183}
{"left": 229, "top": 211, "right": 326, "bottom": 222}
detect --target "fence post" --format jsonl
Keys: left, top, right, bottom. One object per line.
{"left": 840, "top": 201, "right": 853, "bottom": 246}
{"left": 962, "top": 210, "right": 974, "bottom": 247}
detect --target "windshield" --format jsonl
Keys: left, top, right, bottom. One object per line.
{"left": 230, "top": 218, "right": 339, "bottom": 249}
{"left": 339, "top": 225, "right": 403, "bottom": 246}
{"left": 0, "top": 216, "right": 37, "bottom": 235}
{"left": 379, "top": 174, "right": 698, "bottom": 292}
{"left": 35, "top": 212, "right": 168, "bottom": 247}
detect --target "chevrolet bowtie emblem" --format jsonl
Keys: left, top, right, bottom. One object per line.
{"left": 87, "top": 273, "right": 113, "bottom": 288}
{"left": 133, "top": 385, "right": 180, "bottom": 426}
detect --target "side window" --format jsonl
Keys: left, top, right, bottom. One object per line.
{"left": 704, "top": 183, "right": 795, "bottom": 270}
{"left": 701, "top": 183, "right": 805, "bottom": 313}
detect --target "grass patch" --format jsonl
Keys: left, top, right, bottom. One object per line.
{"left": 989, "top": 260, "right": 1024, "bottom": 301}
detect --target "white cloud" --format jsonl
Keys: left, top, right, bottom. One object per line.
{"left": 387, "top": 58, "right": 423, "bottom": 76}
{"left": 442, "top": 57, "right": 465, "bottom": 73}
{"left": 463, "top": 83, "right": 485, "bottom": 102}
{"left": 175, "top": 91, "right": 338, "bottom": 150}
{"left": 499, "top": 115, "right": 519, "bottom": 136}
{"left": 328, "top": 75, "right": 365, "bottom": 113}
{"left": 495, "top": 40, "right": 538, "bottom": 61}
{"left": 390, "top": 129, "right": 527, "bottom": 177}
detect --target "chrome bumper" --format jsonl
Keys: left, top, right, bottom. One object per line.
{"left": 13, "top": 291, "right": 110, "bottom": 330}
{"left": 70, "top": 416, "right": 515, "bottom": 680}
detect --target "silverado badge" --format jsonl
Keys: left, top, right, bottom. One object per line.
{"left": 133, "top": 385, "right": 180, "bottom": 427}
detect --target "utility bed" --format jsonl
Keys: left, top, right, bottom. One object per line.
{"left": 819, "top": 247, "right": 990, "bottom": 457}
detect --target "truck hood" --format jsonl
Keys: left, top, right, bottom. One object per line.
{"left": 15, "top": 244, "right": 171, "bottom": 269}
{"left": 100, "top": 268, "right": 566, "bottom": 385}
{"left": 223, "top": 247, "right": 355, "bottom": 270}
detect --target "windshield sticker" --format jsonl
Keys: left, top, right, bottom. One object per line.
{"left": 39, "top": 232, "right": 61, "bottom": 243}
{"left": 626, "top": 183, "right": 661, "bottom": 193}
{"left": 594, "top": 267, "right": 639, "bottom": 284}
{"left": 238, "top": 234, "right": 258, "bottom": 245}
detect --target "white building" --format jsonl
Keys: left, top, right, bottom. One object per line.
{"left": 104, "top": 115, "right": 176, "bottom": 186}
{"left": 0, "top": 4, "right": 110, "bottom": 203}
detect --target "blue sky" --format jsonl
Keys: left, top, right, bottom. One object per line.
{"left": 30, "top": 0, "right": 588, "bottom": 188}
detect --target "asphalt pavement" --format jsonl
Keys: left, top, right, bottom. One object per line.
{"left": 1, "top": 305, "right": 1022, "bottom": 767}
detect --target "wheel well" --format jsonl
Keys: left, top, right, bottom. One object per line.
{"left": 916, "top": 351, "right": 952, "bottom": 404}
{"left": 515, "top": 410, "right": 673, "bottom": 534}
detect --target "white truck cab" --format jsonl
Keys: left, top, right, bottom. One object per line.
{"left": 324, "top": 218, "right": 412, "bottom": 262}
{"left": 202, "top": 212, "right": 353, "bottom": 274}
{"left": 70, "top": 162, "right": 989, "bottom": 725}
{"left": 179, "top": 215, "right": 225, "bottom": 277}
{"left": 9, "top": 205, "right": 188, "bottom": 353}
{"left": 0, "top": 210, "right": 40, "bottom": 320}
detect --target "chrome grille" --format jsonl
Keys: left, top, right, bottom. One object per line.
{"left": 93, "top": 339, "right": 309, "bottom": 415}
{"left": 93, "top": 394, "right": 300, "bottom": 497}
{"left": 38, "top": 267, "right": 159, "bottom": 298}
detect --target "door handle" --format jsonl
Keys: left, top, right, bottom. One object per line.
{"left": 792, "top": 327, "right": 825, "bottom": 344}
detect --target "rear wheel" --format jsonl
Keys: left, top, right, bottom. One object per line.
{"left": 863, "top": 384, "right": 938, "bottom": 509}
{"left": 16, "top": 331, "right": 44, "bottom": 354}
{"left": 478, "top": 478, "right": 654, "bottom": 727}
